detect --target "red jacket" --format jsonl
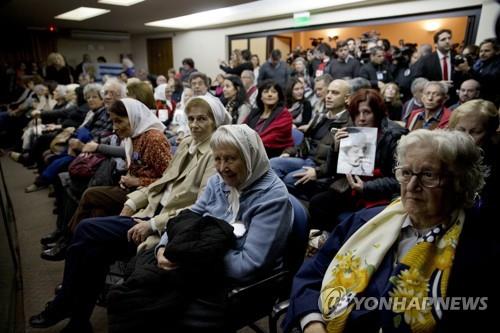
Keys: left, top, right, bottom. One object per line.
{"left": 406, "top": 107, "right": 451, "bottom": 131}
{"left": 245, "top": 106, "right": 294, "bottom": 150}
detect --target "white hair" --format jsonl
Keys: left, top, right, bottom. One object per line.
{"left": 396, "top": 129, "right": 486, "bottom": 208}
{"left": 103, "top": 78, "right": 127, "bottom": 98}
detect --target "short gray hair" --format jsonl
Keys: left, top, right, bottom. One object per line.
{"left": 103, "top": 78, "right": 127, "bottom": 98}
{"left": 423, "top": 81, "right": 448, "bottom": 96}
{"left": 396, "top": 129, "right": 486, "bottom": 208}
{"left": 314, "top": 74, "right": 333, "bottom": 85}
{"left": 410, "top": 77, "right": 429, "bottom": 94}
{"left": 209, "top": 126, "right": 240, "bottom": 153}
{"left": 83, "top": 83, "right": 103, "bottom": 99}
{"left": 348, "top": 77, "right": 371, "bottom": 93}
{"left": 241, "top": 70, "right": 255, "bottom": 81}
{"left": 54, "top": 85, "right": 68, "bottom": 97}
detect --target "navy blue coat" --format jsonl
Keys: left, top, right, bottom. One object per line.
{"left": 283, "top": 205, "right": 499, "bottom": 332}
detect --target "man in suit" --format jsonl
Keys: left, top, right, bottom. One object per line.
{"left": 414, "top": 29, "right": 466, "bottom": 105}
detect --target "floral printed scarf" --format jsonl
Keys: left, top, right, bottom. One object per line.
{"left": 320, "top": 199, "right": 464, "bottom": 332}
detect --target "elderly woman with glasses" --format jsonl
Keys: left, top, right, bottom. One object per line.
{"left": 283, "top": 129, "right": 498, "bottom": 333}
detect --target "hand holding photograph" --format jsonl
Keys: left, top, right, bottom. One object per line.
{"left": 337, "top": 127, "right": 377, "bottom": 176}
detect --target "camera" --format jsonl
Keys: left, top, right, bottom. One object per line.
{"left": 454, "top": 54, "right": 473, "bottom": 67}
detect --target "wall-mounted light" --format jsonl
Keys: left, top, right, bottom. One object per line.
{"left": 423, "top": 21, "right": 440, "bottom": 32}
{"left": 327, "top": 28, "right": 339, "bottom": 39}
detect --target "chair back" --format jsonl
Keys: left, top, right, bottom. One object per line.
{"left": 180, "top": 194, "right": 309, "bottom": 331}
{"left": 285, "top": 194, "right": 309, "bottom": 275}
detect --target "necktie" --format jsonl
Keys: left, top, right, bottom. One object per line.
{"left": 442, "top": 55, "right": 448, "bottom": 81}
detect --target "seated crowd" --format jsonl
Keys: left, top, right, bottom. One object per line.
{"left": 0, "top": 29, "right": 498, "bottom": 333}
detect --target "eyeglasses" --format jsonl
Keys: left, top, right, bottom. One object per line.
{"left": 394, "top": 166, "right": 446, "bottom": 188}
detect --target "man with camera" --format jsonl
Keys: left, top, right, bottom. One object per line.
{"left": 454, "top": 38, "right": 500, "bottom": 106}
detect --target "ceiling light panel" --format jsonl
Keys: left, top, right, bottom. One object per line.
{"left": 146, "top": 0, "right": 365, "bottom": 29}
{"left": 98, "top": 0, "right": 145, "bottom": 6}
{"left": 55, "top": 7, "right": 110, "bottom": 21}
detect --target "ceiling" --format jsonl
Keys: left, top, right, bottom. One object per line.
{"left": 0, "top": 0, "right": 258, "bottom": 34}
{"left": 0, "top": 0, "right": 398, "bottom": 34}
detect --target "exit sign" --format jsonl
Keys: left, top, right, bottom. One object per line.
{"left": 294, "top": 11, "right": 310, "bottom": 26}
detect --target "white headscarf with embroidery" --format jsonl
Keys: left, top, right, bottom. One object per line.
{"left": 211, "top": 124, "right": 269, "bottom": 235}
{"left": 120, "top": 98, "right": 165, "bottom": 166}
{"left": 186, "top": 95, "right": 231, "bottom": 128}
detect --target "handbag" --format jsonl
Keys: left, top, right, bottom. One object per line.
{"left": 68, "top": 153, "right": 107, "bottom": 179}
{"left": 88, "top": 158, "right": 120, "bottom": 187}
{"left": 49, "top": 127, "right": 75, "bottom": 154}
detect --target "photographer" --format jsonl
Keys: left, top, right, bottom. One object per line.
{"left": 393, "top": 44, "right": 419, "bottom": 101}
{"left": 457, "top": 38, "right": 500, "bottom": 106}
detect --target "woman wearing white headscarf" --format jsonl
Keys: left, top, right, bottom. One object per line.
{"left": 156, "top": 124, "right": 293, "bottom": 281}
{"left": 30, "top": 96, "right": 231, "bottom": 332}
{"left": 40, "top": 98, "right": 172, "bottom": 260}
{"left": 114, "top": 125, "right": 293, "bottom": 332}
{"left": 111, "top": 124, "right": 293, "bottom": 331}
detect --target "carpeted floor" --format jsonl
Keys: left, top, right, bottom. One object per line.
{"left": 1, "top": 155, "right": 107, "bottom": 333}
{"left": 2, "top": 154, "right": 281, "bottom": 333}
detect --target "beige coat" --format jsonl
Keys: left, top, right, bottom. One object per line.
{"left": 124, "top": 135, "right": 215, "bottom": 249}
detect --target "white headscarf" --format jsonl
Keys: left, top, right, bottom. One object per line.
{"left": 154, "top": 83, "right": 167, "bottom": 101}
{"left": 120, "top": 98, "right": 166, "bottom": 166}
{"left": 212, "top": 124, "right": 270, "bottom": 233}
{"left": 185, "top": 95, "right": 231, "bottom": 128}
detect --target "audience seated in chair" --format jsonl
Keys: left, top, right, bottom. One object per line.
{"left": 41, "top": 98, "right": 171, "bottom": 261}
{"left": 245, "top": 79, "right": 294, "bottom": 158}
{"left": 270, "top": 79, "right": 352, "bottom": 199}
{"left": 28, "top": 95, "right": 231, "bottom": 332}
{"left": 308, "top": 89, "right": 407, "bottom": 232}
{"left": 105, "top": 124, "right": 293, "bottom": 332}
{"left": 283, "top": 129, "right": 498, "bottom": 332}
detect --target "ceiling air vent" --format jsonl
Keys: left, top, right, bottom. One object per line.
{"left": 70, "top": 30, "right": 130, "bottom": 41}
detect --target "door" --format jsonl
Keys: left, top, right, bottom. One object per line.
{"left": 147, "top": 38, "right": 173, "bottom": 76}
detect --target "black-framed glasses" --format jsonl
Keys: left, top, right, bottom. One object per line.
{"left": 394, "top": 166, "right": 445, "bottom": 188}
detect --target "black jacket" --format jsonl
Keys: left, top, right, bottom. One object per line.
{"left": 325, "top": 118, "right": 408, "bottom": 201}
{"left": 107, "top": 210, "right": 235, "bottom": 332}
{"left": 359, "top": 62, "right": 393, "bottom": 88}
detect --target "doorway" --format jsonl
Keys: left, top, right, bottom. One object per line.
{"left": 147, "top": 38, "right": 173, "bottom": 76}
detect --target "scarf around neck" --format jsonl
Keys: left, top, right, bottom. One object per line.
{"left": 320, "top": 199, "right": 464, "bottom": 333}
{"left": 215, "top": 124, "right": 270, "bottom": 235}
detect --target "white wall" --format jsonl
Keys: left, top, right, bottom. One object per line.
{"left": 132, "top": 0, "right": 498, "bottom": 79}
{"left": 476, "top": 0, "right": 500, "bottom": 42}
{"left": 57, "top": 38, "right": 131, "bottom": 68}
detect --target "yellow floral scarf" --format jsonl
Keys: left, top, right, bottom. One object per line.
{"left": 319, "top": 199, "right": 464, "bottom": 332}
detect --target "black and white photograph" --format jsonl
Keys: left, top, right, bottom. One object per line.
{"left": 336, "top": 127, "right": 377, "bottom": 176}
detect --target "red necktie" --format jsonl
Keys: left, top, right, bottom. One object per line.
{"left": 442, "top": 55, "right": 448, "bottom": 81}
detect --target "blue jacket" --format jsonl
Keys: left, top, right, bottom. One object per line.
{"left": 283, "top": 205, "right": 500, "bottom": 332}
{"left": 179, "top": 169, "right": 293, "bottom": 283}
